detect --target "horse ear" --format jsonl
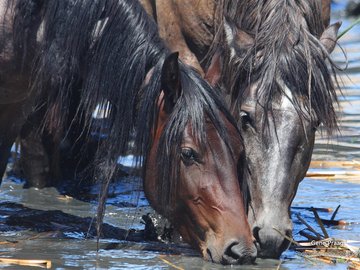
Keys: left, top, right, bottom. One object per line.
{"left": 205, "top": 50, "right": 222, "bottom": 86}
{"left": 320, "top": 21, "right": 341, "bottom": 54}
{"left": 224, "top": 19, "right": 254, "bottom": 59}
{"left": 161, "top": 52, "right": 182, "bottom": 113}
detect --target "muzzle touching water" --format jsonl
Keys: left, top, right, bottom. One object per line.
{"left": 251, "top": 212, "right": 293, "bottom": 259}
{"left": 205, "top": 238, "right": 257, "bottom": 265}
{"left": 253, "top": 226, "right": 292, "bottom": 258}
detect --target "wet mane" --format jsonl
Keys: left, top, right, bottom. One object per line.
{"left": 154, "top": 65, "right": 239, "bottom": 214}
{"left": 10, "top": 0, "right": 241, "bottom": 220}
{"left": 210, "top": 0, "right": 339, "bottom": 133}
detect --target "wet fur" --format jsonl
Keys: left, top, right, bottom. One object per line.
{"left": 6, "top": 0, "right": 241, "bottom": 235}
{"left": 214, "top": 0, "right": 339, "bottom": 134}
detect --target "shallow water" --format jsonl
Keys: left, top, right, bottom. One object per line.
{"left": 0, "top": 1, "right": 360, "bottom": 269}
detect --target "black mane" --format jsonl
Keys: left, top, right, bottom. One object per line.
{"left": 210, "top": 0, "right": 339, "bottom": 133}
{"left": 10, "top": 0, "right": 241, "bottom": 220}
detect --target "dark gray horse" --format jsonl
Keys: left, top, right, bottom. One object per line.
{"left": 206, "top": 0, "right": 340, "bottom": 258}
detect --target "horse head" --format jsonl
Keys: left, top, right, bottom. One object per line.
{"left": 205, "top": 0, "right": 340, "bottom": 258}
{"left": 144, "top": 53, "right": 257, "bottom": 264}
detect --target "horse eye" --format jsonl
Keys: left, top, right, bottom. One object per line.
{"left": 240, "top": 111, "right": 253, "bottom": 128}
{"left": 181, "top": 147, "right": 198, "bottom": 165}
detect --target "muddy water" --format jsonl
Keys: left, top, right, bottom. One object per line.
{"left": 0, "top": 2, "right": 360, "bottom": 270}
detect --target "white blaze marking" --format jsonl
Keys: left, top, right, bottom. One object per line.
{"left": 277, "top": 78, "right": 294, "bottom": 109}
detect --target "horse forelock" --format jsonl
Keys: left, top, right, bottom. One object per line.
{"left": 220, "top": 0, "right": 339, "bottom": 134}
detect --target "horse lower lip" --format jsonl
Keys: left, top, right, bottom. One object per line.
{"left": 221, "top": 254, "right": 238, "bottom": 265}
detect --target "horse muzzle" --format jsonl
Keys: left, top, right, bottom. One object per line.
{"left": 253, "top": 224, "right": 292, "bottom": 259}
{"left": 204, "top": 238, "right": 257, "bottom": 265}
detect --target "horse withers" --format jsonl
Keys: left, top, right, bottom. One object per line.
{"left": 143, "top": 0, "right": 341, "bottom": 258}
{"left": 0, "top": 0, "right": 256, "bottom": 264}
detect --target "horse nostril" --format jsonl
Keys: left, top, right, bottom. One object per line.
{"left": 285, "top": 229, "right": 292, "bottom": 237}
{"left": 206, "top": 248, "right": 214, "bottom": 263}
{"left": 253, "top": 226, "right": 261, "bottom": 243}
{"left": 224, "top": 242, "right": 241, "bottom": 260}
{"left": 222, "top": 241, "right": 257, "bottom": 265}
{"left": 278, "top": 229, "right": 292, "bottom": 251}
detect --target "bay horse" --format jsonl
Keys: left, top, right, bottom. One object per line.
{"left": 142, "top": 0, "right": 340, "bottom": 258}
{"left": 0, "top": 0, "right": 257, "bottom": 264}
